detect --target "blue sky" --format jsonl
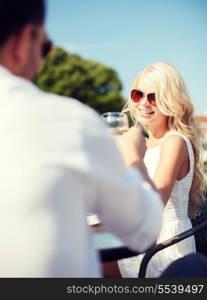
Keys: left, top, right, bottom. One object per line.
{"left": 46, "top": 0, "right": 207, "bottom": 114}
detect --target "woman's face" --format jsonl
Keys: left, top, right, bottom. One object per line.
{"left": 132, "top": 77, "right": 168, "bottom": 130}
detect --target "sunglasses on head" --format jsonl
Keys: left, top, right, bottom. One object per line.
{"left": 41, "top": 39, "right": 53, "bottom": 58}
{"left": 131, "top": 89, "right": 156, "bottom": 106}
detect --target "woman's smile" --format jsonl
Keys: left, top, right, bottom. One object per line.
{"left": 138, "top": 109, "right": 155, "bottom": 118}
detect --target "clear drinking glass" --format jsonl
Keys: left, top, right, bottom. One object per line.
{"left": 101, "top": 112, "right": 129, "bottom": 135}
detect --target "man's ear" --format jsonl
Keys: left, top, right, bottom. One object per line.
{"left": 12, "top": 25, "right": 34, "bottom": 64}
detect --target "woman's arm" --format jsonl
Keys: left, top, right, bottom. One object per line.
{"left": 153, "top": 135, "right": 190, "bottom": 205}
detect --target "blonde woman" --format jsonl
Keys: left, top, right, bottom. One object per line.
{"left": 118, "top": 61, "right": 203, "bottom": 278}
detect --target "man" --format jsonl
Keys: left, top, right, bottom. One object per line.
{"left": 0, "top": 0, "right": 163, "bottom": 277}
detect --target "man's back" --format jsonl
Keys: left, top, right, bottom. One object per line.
{"left": 0, "top": 66, "right": 163, "bottom": 277}
{"left": 0, "top": 66, "right": 104, "bottom": 276}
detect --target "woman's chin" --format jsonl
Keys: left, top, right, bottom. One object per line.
{"left": 139, "top": 116, "right": 154, "bottom": 127}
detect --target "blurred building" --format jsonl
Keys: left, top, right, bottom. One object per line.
{"left": 195, "top": 115, "right": 207, "bottom": 162}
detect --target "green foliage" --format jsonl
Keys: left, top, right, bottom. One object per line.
{"left": 202, "top": 161, "right": 207, "bottom": 189}
{"left": 34, "top": 48, "right": 125, "bottom": 114}
{"left": 203, "top": 161, "right": 207, "bottom": 173}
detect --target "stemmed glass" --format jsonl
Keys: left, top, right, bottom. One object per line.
{"left": 101, "top": 112, "right": 129, "bottom": 135}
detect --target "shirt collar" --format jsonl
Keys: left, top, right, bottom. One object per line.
{"left": 0, "top": 64, "right": 13, "bottom": 76}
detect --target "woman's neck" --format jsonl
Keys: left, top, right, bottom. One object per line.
{"left": 148, "top": 127, "right": 169, "bottom": 139}
{"left": 146, "top": 126, "right": 170, "bottom": 147}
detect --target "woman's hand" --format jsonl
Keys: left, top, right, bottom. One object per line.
{"left": 114, "top": 126, "right": 147, "bottom": 166}
{"left": 115, "top": 127, "right": 158, "bottom": 192}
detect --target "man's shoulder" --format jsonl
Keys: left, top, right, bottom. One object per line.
{"left": 38, "top": 89, "right": 102, "bottom": 125}
{"left": 0, "top": 67, "right": 105, "bottom": 132}
{"left": 10, "top": 72, "right": 97, "bottom": 113}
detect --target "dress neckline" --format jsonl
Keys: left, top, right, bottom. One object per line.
{"left": 146, "top": 143, "right": 161, "bottom": 151}
{"left": 146, "top": 131, "right": 179, "bottom": 151}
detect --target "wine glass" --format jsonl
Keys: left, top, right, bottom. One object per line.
{"left": 101, "top": 112, "right": 129, "bottom": 135}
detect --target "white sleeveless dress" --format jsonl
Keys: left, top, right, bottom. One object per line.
{"left": 118, "top": 131, "right": 196, "bottom": 278}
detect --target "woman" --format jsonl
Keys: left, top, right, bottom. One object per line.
{"left": 118, "top": 61, "right": 204, "bottom": 278}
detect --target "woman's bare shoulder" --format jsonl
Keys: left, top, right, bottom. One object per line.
{"left": 161, "top": 133, "right": 188, "bottom": 157}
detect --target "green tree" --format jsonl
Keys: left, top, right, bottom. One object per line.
{"left": 34, "top": 48, "right": 125, "bottom": 114}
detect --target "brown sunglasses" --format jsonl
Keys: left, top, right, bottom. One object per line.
{"left": 30, "top": 26, "right": 53, "bottom": 58}
{"left": 41, "top": 40, "right": 53, "bottom": 58}
{"left": 131, "top": 89, "right": 156, "bottom": 106}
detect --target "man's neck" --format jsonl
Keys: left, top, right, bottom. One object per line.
{"left": 0, "top": 43, "right": 15, "bottom": 75}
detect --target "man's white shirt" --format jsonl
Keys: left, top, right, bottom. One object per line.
{"left": 0, "top": 65, "right": 163, "bottom": 277}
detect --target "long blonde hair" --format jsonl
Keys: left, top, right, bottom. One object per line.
{"left": 123, "top": 61, "right": 203, "bottom": 215}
